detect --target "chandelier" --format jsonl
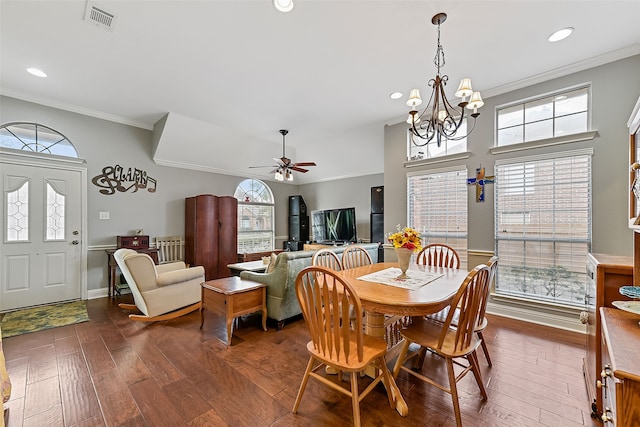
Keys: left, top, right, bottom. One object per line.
{"left": 407, "top": 13, "right": 484, "bottom": 148}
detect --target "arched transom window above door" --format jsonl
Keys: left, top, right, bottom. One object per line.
{"left": 0, "top": 122, "right": 79, "bottom": 158}
{"left": 234, "top": 179, "right": 275, "bottom": 253}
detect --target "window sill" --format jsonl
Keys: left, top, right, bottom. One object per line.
{"left": 404, "top": 151, "right": 470, "bottom": 168}
{"left": 490, "top": 130, "right": 598, "bottom": 155}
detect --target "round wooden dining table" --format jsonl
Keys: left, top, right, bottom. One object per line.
{"left": 336, "top": 261, "right": 469, "bottom": 417}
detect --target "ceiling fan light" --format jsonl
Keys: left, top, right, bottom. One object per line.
{"left": 286, "top": 171, "right": 293, "bottom": 181}
{"left": 273, "top": 0, "right": 293, "bottom": 12}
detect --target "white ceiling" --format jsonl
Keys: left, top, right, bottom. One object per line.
{"left": 2, "top": 1, "right": 640, "bottom": 184}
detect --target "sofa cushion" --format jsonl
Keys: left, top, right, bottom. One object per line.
{"left": 266, "top": 253, "right": 278, "bottom": 273}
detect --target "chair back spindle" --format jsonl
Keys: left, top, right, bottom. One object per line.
{"left": 438, "top": 264, "right": 490, "bottom": 353}
{"left": 311, "top": 249, "right": 343, "bottom": 271}
{"left": 155, "top": 236, "right": 184, "bottom": 264}
{"left": 416, "top": 243, "right": 460, "bottom": 269}
{"left": 296, "top": 267, "right": 364, "bottom": 363}
{"left": 341, "top": 246, "right": 373, "bottom": 270}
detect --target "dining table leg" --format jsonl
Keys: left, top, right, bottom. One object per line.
{"left": 365, "top": 311, "right": 409, "bottom": 417}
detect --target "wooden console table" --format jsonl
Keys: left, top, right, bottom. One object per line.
{"left": 106, "top": 248, "right": 158, "bottom": 299}
{"left": 599, "top": 307, "right": 640, "bottom": 426}
{"left": 584, "top": 253, "right": 633, "bottom": 416}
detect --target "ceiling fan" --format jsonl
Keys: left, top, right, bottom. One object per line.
{"left": 250, "top": 129, "right": 316, "bottom": 181}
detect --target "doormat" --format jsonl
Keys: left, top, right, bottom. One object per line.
{"left": 1, "top": 300, "right": 89, "bottom": 338}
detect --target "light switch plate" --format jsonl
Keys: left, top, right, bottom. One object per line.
{"left": 99, "top": 211, "right": 110, "bottom": 220}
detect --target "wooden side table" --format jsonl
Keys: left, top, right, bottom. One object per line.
{"left": 200, "top": 277, "right": 267, "bottom": 345}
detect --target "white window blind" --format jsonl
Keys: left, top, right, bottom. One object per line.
{"left": 407, "top": 167, "right": 468, "bottom": 267}
{"left": 494, "top": 151, "right": 591, "bottom": 306}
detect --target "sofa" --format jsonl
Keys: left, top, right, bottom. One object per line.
{"left": 240, "top": 243, "right": 379, "bottom": 329}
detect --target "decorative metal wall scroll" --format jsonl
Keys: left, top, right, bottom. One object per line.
{"left": 467, "top": 166, "right": 494, "bottom": 203}
{"left": 91, "top": 165, "right": 157, "bottom": 195}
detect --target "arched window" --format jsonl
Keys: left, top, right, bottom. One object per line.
{"left": 234, "top": 179, "right": 275, "bottom": 253}
{"left": 0, "top": 122, "right": 79, "bottom": 158}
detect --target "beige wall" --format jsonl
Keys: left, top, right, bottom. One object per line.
{"left": 299, "top": 173, "right": 384, "bottom": 242}
{"left": 385, "top": 54, "right": 640, "bottom": 258}
{"left": 0, "top": 96, "right": 299, "bottom": 291}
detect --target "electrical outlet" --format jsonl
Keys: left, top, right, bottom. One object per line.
{"left": 99, "top": 211, "right": 110, "bottom": 220}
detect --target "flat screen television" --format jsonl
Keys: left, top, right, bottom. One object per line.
{"left": 311, "top": 207, "right": 357, "bottom": 244}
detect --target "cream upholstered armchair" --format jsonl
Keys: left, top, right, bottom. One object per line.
{"left": 114, "top": 248, "right": 203, "bottom": 321}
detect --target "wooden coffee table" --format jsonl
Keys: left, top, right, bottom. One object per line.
{"left": 200, "top": 277, "right": 267, "bottom": 345}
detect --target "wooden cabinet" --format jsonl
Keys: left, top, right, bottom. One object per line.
{"left": 599, "top": 307, "right": 640, "bottom": 426}
{"left": 185, "top": 194, "right": 238, "bottom": 280}
{"left": 584, "top": 253, "right": 633, "bottom": 416}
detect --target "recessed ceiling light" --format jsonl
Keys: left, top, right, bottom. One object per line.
{"left": 390, "top": 92, "right": 403, "bottom": 100}
{"left": 273, "top": 0, "right": 293, "bottom": 12}
{"left": 548, "top": 27, "right": 574, "bottom": 42}
{"left": 27, "top": 67, "right": 47, "bottom": 78}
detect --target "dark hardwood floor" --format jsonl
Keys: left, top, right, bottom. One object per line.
{"left": 3, "top": 296, "right": 601, "bottom": 426}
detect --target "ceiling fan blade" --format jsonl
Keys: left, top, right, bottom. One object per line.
{"left": 249, "top": 165, "right": 277, "bottom": 168}
{"left": 291, "top": 166, "right": 309, "bottom": 173}
{"left": 292, "top": 162, "right": 316, "bottom": 167}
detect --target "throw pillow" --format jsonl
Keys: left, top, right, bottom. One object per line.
{"left": 266, "top": 253, "right": 278, "bottom": 273}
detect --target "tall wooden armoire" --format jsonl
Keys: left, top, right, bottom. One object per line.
{"left": 185, "top": 194, "right": 238, "bottom": 280}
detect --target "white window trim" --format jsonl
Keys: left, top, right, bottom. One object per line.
{"left": 494, "top": 147, "right": 594, "bottom": 166}
{"left": 404, "top": 151, "right": 470, "bottom": 168}
{"left": 490, "top": 130, "right": 597, "bottom": 155}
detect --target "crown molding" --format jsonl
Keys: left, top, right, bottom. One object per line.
{"left": 386, "top": 44, "right": 640, "bottom": 127}
{"left": 0, "top": 90, "right": 154, "bottom": 130}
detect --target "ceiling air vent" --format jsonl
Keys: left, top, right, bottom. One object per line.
{"left": 84, "top": 2, "right": 117, "bottom": 31}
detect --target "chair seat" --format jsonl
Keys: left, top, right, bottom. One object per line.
{"left": 401, "top": 317, "right": 481, "bottom": 359}
{"left": 307, "top": 333, "right": 388, "bottom": 372}
{"left": 426, "top": 307, "right": 488, "bottom": 332}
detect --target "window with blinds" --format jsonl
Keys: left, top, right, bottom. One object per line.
{"left": 234, "top": 179, "right": 275, "bottom": 253}
{"left": 407, "top": 167, "right": 468, "bottom": 267}
{"left": 494, "top": 150, "right": 592, "bottom": 306}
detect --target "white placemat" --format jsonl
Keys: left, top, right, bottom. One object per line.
{"left": 357, "top": 268, "right": 444, "bottom": 290}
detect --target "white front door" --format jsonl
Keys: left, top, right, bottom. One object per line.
{"left": 1, "top": 162, "right": 83, "bottom": 311}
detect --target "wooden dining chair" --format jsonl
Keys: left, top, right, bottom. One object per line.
{"left": 416, "top": 243, "right": 460, "bottom": 269}
{"left": 392, "top": 264, "right": 491, "bottom": 427}
{"left": 292, "top": 266, "right": 395, "bottom": 427}
{"left": 474, "top": 256, "right": 498, "bottom": 366}
{"left": 311, "top": 248, "right": 343, "bottom": 271}
{"left": 341, "top": 245, "right": 373, "bottom": 270}
{"left": 427, "top": 256, "right": 498, "bottom": 367}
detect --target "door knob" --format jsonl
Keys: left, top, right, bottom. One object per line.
{"left": 72, "top": 240, "right": 79, "bottom": 245}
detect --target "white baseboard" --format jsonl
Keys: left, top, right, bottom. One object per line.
{"left": 88, "top": 287, "right": 108, "bottom": 300}
{"left": 487, "top": 300, "right": 586, "bottom": 334}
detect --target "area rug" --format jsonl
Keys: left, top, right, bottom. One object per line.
{"left": 1, "top": 300, "right": 89, "bottom": 338}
